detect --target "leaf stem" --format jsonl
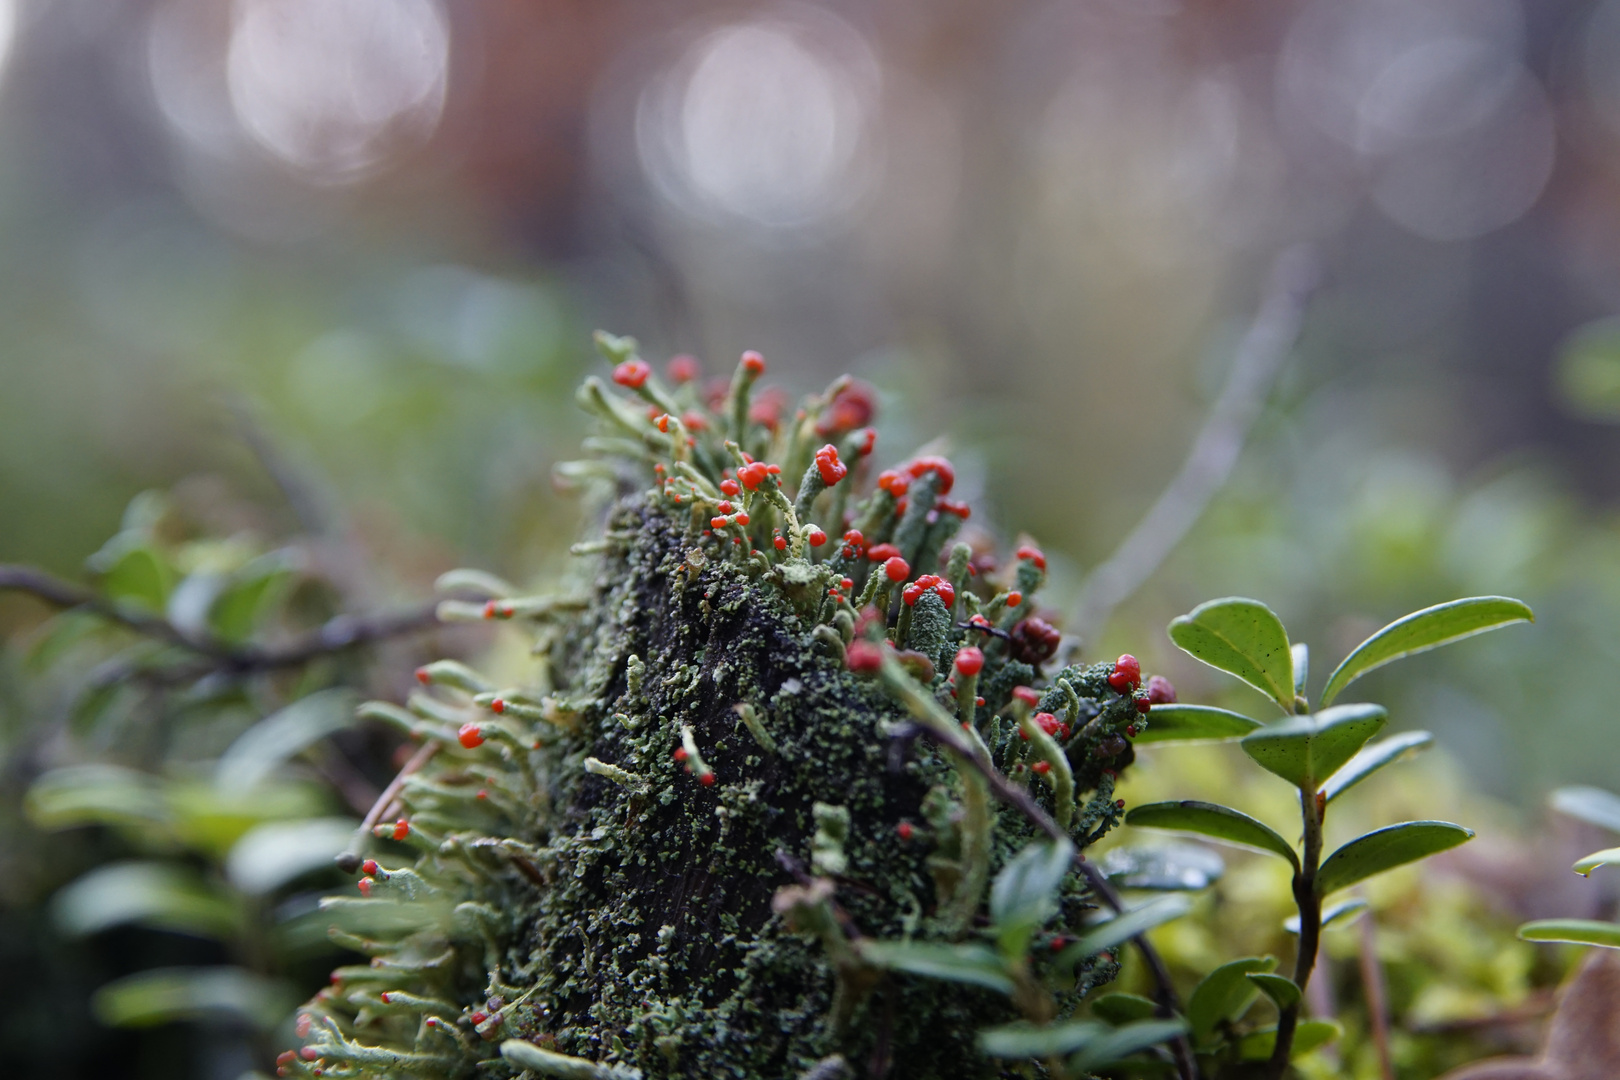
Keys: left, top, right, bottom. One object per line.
{"left": 1270, "top": 782, "right": 1323, "bottom": 1078}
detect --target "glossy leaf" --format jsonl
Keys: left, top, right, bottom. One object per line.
{"left": 860, "top": 940, "right": 1014, "bottom": 995}
{"left": 1246, "top": 973, "right": 1301, "bottom": 1010}
{"left": 166, "top": 779, "right": 329, "bottom": 859}
{"left": 1518, "top": 919, "right": 1620, "bottom": 949}
{"left": 90, "top": 538, "right": 172, "bottom": 614}
{"left": 1132, "top": 704, "right": 1261, "bottom": 744}
{"left": 1127, "top": 801, "right": 1298, "bottom": 870}
{"left": 92, "top": 967, "right": 295, "bottom": 1030}
{"left": 1167, "top": 598, "right": 1294, "bottom": 710}
{"left": 53, "top": 862, "right": 242, "bottom": 939}
{"left": 1187, "top": 956, "right": 1275, "bottom": 1040}
{"left": 1574, "top": 847, "right": 1620, "bottom": 877}
{"left": 225, "top": 818, "right": 358, "bottom": 896}
{"left": 215, "top": 689, "right": 359, "bottom": 793}
{"left": 1237, "top": 1019, "right": 1342, "bottom": 1061}
{"left": 1321, "top": 731, "right": 1434, "bottom": 804}
{"left": 1285, "top": 898, "right": 1368, "bottom": 934}
{"left": 989, "top": 838, "right": 1075, "bottom": 956}
{"left": 1239, "top": 704, "right": 1387, "bottom": 790}
{"left": 1071, "top": 896, "right": 1193, "bottom": 958}
{"left": 1090, "top": 993, "right": 1159, "bottom": 1025}
{"left": 1550, "top": 786, "right": 1620, "bottom": 834}
{"left": 978, "top": 1019, "right": 1105, "bottom": 1058}
{"left": 209, "top": 554, "right": 296, "bottom": 643}
{"left": 1099, "top": 842, "right": 1224, "bottom": 891}
{"left": 1315, "top": 820, "right": 1474, "bottom": 896}
{"left": 25, "top": 765, "right": 174, "bottom": 835}
{"left": 1319, "top": 597, "right": 1533, "bottom": 707}
{"left": 1291, "top": 643, "right": 1309, "bottom": 695}
{"left": 1069, "top": 1019, "right": 1190, "bottom": 1072}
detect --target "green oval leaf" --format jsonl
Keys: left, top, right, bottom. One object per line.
{"left": 1237, "top": 1019, "right": 1342, "bottom": 1061}
{"left": 1126, "top": 801, "right": 1298, "bottom": 870}
{"left": 1518, "top": 919, "right": 1620, "bottom": 949}
{"left": 1098, "top": 842, "right": 1224, "bottom": 891}
{"left": 859, "top": 940, "right": 1014, "bottom": 995}
{"left": 1321, "top": 731, "right": 1434, "bottom": 804}
{"left": 1319, "top": 597, "right": 1533, "bottom": 707}
{"left": 92, "top": 967, "right": 295, "bottom": 1030}
{"left": 89, "top": 538, "right": 173, "bottom": 614}
{"left": 1573, "top": 847, "right": 1620, "bottom": 878}
{"left": 978, "top": 1019, "right": 1105, "bottom": 1058}
{"left": 1132, "top": 704, "right": 1262, "bottom": 744}
{"left": 1549, "top": 786, "right": 1620, "bottom": 833}
{"left": 1239, "top": 704, "right": 1388, "bottom": 790}
{"left": 1071, "top": 895, "right": 1193, "bottom": 958}
{"left": 1069, "top": 1019, "right": 1190, "bottom": 1072}
{"left": 1167, "top": 598, "right": 1294, "bottom": 711}
{"left": 1285, "top": 898, "right": 1368, "bottom": 934}
{"left": 225, "top": 818, "right": 359, "bottom": 896}
{"left": 53, "top": 862, "right": 242, "bottom": 940}
{"left": 1246, "top": 973, "right": 1301, "bottom": 1010}
{"left": 1315, "top": 820, "right": 1474, "bottom": 896}
{"left": 215, "top": 689, "right": 359, "bottom": 793}
{"left": 989, "top": 838, "right": 1076, "bottom": 947}
{"left": 1090, "top": 993, "right": 1159, "bottom": 1026}
{"left": 1187, "top": 956, "right": 1275, "bottom": 1040}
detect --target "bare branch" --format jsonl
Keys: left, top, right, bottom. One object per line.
{"left": 1071, "top": 246, "right": 1322, "bottom": 643}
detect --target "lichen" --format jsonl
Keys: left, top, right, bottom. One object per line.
{"left": 282, "top": 339, "right": 1152, "bottom": 1080}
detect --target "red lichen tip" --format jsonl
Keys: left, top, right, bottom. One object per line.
{"left": 735, "top": 512, "right": 750, "bottom": 526}
{"left": 301, "top": 1047, "right": 320, "bottom": 1061}
{"left": 1006, "top": 591, "right": 1023, "bottom": 607}
{"left": 667, "top": 354, "right": 700, "bottom": 383}
{"left": 897, "top": 821, "right": 914, "bottom": 841}
{"left": 816, "top": 381, "right": 876, "bottom": 435}
{"left": 842, "top": 529, "right": 865, "bottom": 548}
{"left": 470, "top": 1010, "right": 488, "bottom": 1025}
{"left": 414, "top": 666, "right": 430, "bottom": 685}
{"left": 741, "top": 350, "right": 766, "bottom": 375}
{"left": 698, "top": 772, "right": 717, "bottom": 787}
{"left": 673, "top": 747, "right": 688, "bottom": 762}
{"left": 1015, "top": 544, "right": 1047, "bottom": 570}
{"left": 806, "top": 525, "right": 828, "bottom": 547}
{"left": 905, "top": 455, "right": 956, "bottom": 494}
{"left": 361, "top": 859, "right": 378, "bottom": 877}
{"left": 1135, "top": 698, "right": 1152, "bottom": 714}
{"left": 1034, "top": 712, "right": 1065, "bottom": 739}
{"left": 1032, "top": 761, "right": 1051, "bottom": 775}
{"left": 877, "top": 469, "right": 910, "bottom": 497}
{"left": 491, "top": 698, "right": 506, "bottom": 714}
{"left": 295, "top": 1014, "right": 312, "bottom": 1038}
{"left": 1012, "top": 685, "right": 1041, "bottom": 707}
{"left": 814, "top": 444, "right": 847, "bottom": 486}
{"left": 774, "top": 535, "right": 787, "bottom": 552}
{"left": 459, "top": 723, "right": 485, "bottom": 749}
{"left": 883, "top": 556, "right": 911, "bottom": 582}
{"left": 716, "top": 501, "right": 734, "bottom": 513}
{"left": 1146, "top": 674, "right": 1177, "bottom": 704}
{"left": 953, "top": 646, "right": 985, "bottom": 677}
{"left": 612, "top": 358, "right": 651, "bottom": 389}
{"left": 865, "top": 542, "right": 901, "bottom": 563}
{"left": 936, "top": 498, "right": 971, "bottom": 520}
{"left": 719, "top": 478, "right": 740, "bottom": 497}
{"left": 934, "top": 581, "right": 955, "bottom": 607}
{"left": 392, "top": 819, "right": 409, "bottom": 841}
{"left": 1108, "top": 654, "right": 1142, "bottom": 692}
{"left": 738, "top": 462, "right": 770, "bottom": 490}
{"left": 357, "top": 877, "right": 374, "bottom": 897}
{"left": 846, "top": 639, "right": 886, "bottom": 673}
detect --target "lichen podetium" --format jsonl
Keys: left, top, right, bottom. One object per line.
{"left": 284, "top": 336, "right": 1154, "bottom": 1080}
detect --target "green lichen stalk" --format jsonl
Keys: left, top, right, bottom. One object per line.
{"left": 283, "top": 338, "right": 1154, "bottom": 1080}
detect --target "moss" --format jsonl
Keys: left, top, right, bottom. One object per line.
{"left": 287, "top": 348, "right": 1150, "bottom": 1080}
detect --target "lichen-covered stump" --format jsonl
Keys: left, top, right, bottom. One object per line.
{"left": 285, "top": 339, "right": 1155, "bottom": 1080}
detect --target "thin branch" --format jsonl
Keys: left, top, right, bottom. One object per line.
{"left": 0, "top": 563, "right": 441, "bottom": 678}
{"left": 336, "top": 740, "right": 440, "bottom": 873}
{"left": 908, "top": 723, "right": 1197, "bottom": 1080}
{"left": 1357, "top": 903, "right": 1396, "bottom": 1080}
{"left": 1070, "top": 246, "right": 1322, "bottom": 643}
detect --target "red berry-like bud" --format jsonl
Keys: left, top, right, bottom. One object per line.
{"left": 936, "top": 498, "right": 971, "bottom": 520}
{"left": 699, "top": 772, "right": 716, "bottom": 787}
{"left": 673, "top": 747, "right": 688, "bottom": 761}
{"left": 864, "top": 542, "right": 899, "bottom": 563}
{"left": 1032, "top": 761, "right": 1051, "bottom": 775}
{"left": 843, "top": 529, "right": 864, "bottom": 547}
{"left": 711, "top": 516, "right": 728, "bottom": 530}
{"left": 720, "top": 478, "right": 740, "bottom": 496}
{"left": 392, "top": 819, "right": 409, "bottom": 840}
{"left": 897, "top": 821, "right": 914, "bottom": 841}
{"left": 814, "top": 444, "right": 847, "bottom": 486}
{"left": 905, "top": 455, "right": 956, "bottom": 494}
{"left": 846, "top": 640, "right": 885, "bottom": 673}
{"left": 681, "top": 410, "right": 707, "bottom": 431}
{"left": 716, "top": 501, "right": 734, "bottom": 513}
{"left": 655, "top": 413, "right": 671, "bottom": 433}
{"left": 361, "top": 859, "right": 378, "bottom": 876}
{"left": 1012, "top": 686, "right": 1041, "bottom": 706}
{"left": 735, "top": 512, "right": 750, "bottom": 526}
{"left": 301, "top": 1047, "right": 320, "bottom": 1061}
{"left": 1009, "top": 617, "right": 1062, "bottom": 664}
{"left": 492, "top": 698, "right": 506, "bottom": 714}
{"left": 954, "top": 647, "right": 984, "bottom": 676}
{"left": 414, "top": 666, "right": 430, "bottom": 684}
{"left": 877, "top": 470, "right": 910, "bottom": 496}
{"left": 854, "top": 427, "right": 877, "bottom": 456}
{"left": 612, "top": 358, "right": 651, "bottom": 389}
{"left": 774, "top": 535, "right": 787, "bottom": 551}
{"left": 883, "top": 556, "right": 910, "bottom": 582}
{"left": 459, "top": 723, "right": 485, "bottom": 749}
{"left": 1015, "top": 544, "right": 1047, "bottom": 570}
{"left": 296, "top": 1014, "right": 312, "bottom": 1037}
{"left": 806, "top": 525, "right": 827, "bottom": 547}
{"left": 738, "top": 462, "right": 769, "bottom": 490}
{"left": 935, "top": 581, "right": 956, "bottom": 607}
{"left": 1034, "top": 712, "right": 1064, "bottom": 738}
{"left": 667, "top": 354, "right": 700, "bottom": 383}
{"left": 741, "top": 350, "right": 765, "bottom": 375}
{"left": 1135, "top": 698, "right": 1152, "bottom": 714}
{"left": 1113, "top": 654, "right": 1142, "bottom": 689}
{"left": 1146, "top": 675, "right": 1177, "bottom": 704}
{"left": 358, "top": 877, "right": 373, "bottom": 897}
{"left": 470, "top": 1011, "right": 488, "bottom": 1025}
{"left": 1115, "top": 799, "right": 1126, "bottom": 809}
{"left": 1006, "top": 591, "right": 1022, "bottom": 607}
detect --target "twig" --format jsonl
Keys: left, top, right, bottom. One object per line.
{"left": 1, "top": 563, "right": 441, "bottom": 678}
{"left": 1357, "top": 902, "right": 1395, "bottom": 1080}
{"left": 1070, "top": 246, "right": 1321, "bottom": 642}
{"left": 336, "top": 740, "right": 440, "bottom": 872}
{"left": 908, "top": 723, "right": 1197, "bottom": 1080}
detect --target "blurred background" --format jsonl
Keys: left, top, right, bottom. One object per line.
{"left": 3, "top": 0, "right": 1620, "bottom": 1077}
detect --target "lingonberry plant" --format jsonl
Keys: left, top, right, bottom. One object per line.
{"left": 1126, "top": 595, "right": 1533, "bottom": 1078}
{"left": 260, "top": 332, "right": 1259, "bottom": 1080}
{"left": 1517, "top": 786, "right": 1620, "bottom": 951}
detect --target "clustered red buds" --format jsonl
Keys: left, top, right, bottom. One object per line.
{"left": 845, "top": 639, "right": 886, "bottom": 673}
{"left": 612, "top": 358, "right": 651, "bottom": 389}
{"left": 902, "top": 574, "right": 955, "bottom": 608}
{"left": 814, "top": 444, "right": 847, "bottom": 486}
{"left": 882, "top": 556, "right": 911, "bottom": 583}
{"left": 667, "top": 354, "right": 700, "bottom": 383}
{"left": 1108, "top": 654, "right": 1142, "bottom": 693}
{"left": 459, "top": 723, "right": 485, "bottom": 749}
